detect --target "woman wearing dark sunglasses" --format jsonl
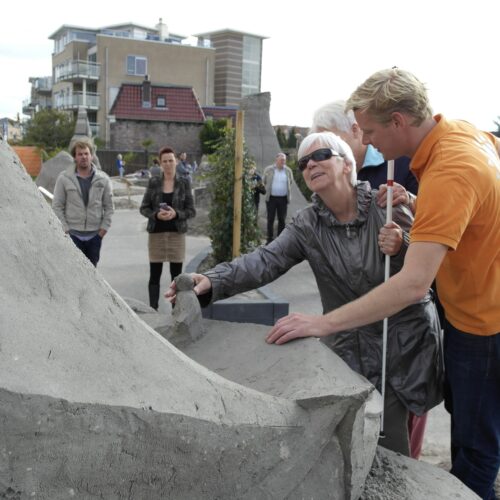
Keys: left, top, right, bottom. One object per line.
{"left": 166, "top": 131, "right": 443, "bottom": 457}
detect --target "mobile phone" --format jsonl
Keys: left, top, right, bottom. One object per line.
{"left": 159, "top": 203, "right": 171, "bottom": 211}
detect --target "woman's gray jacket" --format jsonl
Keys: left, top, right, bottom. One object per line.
{"left": 140, "top": 173, "right": 195, "bottom": 233}
{"left": 203, "top": 181, "right": 443, "bottom": 415}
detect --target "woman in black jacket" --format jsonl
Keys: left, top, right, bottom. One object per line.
{"left": 140, "top": 146, "right": 195, "bottom": 310}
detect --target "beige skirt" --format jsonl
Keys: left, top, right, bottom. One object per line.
{"left": 148, "top": 231, "right": 185, "bottom": 263}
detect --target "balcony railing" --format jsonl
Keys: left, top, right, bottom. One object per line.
{"left": 55, "top": 60, "right": 100, "bottom": 82}
{"left": 89, "top": 122, "right": 100, "bottom": 136}
{"left": 55, "top": 92, "right": 100, "bottom": 110}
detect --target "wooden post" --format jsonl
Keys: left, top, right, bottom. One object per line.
{"left": 232, "top": 110, "right": 244, "bottom": 258}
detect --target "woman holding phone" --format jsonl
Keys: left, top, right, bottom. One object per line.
{"left": 140, "top": 146, "right": 195, "bottom": 310}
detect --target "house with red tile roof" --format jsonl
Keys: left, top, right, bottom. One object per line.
{"left": 108, "top": 80, "right": 207, "bottom": 156}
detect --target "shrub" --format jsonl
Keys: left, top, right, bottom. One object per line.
{"left": 205, "top": 128, "right": 262, "bottom": 263}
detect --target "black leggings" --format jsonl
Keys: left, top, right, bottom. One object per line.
{"left": 149, "top": 262, "right": 183, "bottom": 286}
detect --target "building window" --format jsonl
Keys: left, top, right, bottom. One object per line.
{"left": 156, "top": 95, "right": 166, "bottom": 108}
{"left": 242, "top": 36, "right": 261, "bottom": 96}
{"left": 126, "top": 55, "right": 147, "bottom": 76}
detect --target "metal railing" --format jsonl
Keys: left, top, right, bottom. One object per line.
{"left": 55, "top": 92, "right": 100, "bottom": 110}
{"left": 55, "top": 60, "right": 100, "bottom": 82}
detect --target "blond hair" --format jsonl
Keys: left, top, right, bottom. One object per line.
{"left": 346, "top": 68, "right": 433, "bottom": 126}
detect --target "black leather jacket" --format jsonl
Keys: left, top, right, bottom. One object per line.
{"left": 140, "top": 174, "right": 195, "bottom": 233}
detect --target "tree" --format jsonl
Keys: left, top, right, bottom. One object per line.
{"left": 287, "top": 127, "right": 297, "bottom": 148}
{"left": 22, "top": 109, "right": 75, "bottom": 154}
{"left": 141, "top": 138, "right": 155, "bottom": 167}
{"left": 205, "top": 128, "right": 262, "bottom": 263}
{"left": 276, "top": 127, "right": 287, "bottom": 148}
{"left": 199, "top": 118, "right": 228, "bottom": 155}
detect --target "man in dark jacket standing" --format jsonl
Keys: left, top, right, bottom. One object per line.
{"left": 52, "top": 138, "right": 114, "bottom": 266}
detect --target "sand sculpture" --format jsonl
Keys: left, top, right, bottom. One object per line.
{"left": 0, "top": 137, "right": 380, "bottom": 500}
{"left": 0, "top": 138, "right": 480, "bottom": 499}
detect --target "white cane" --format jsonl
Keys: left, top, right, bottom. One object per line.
{"left": 380, "top": 159, "right": 394, "bottom": 438}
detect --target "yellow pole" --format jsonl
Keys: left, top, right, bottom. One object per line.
{"left": 232, "top": 110, "right": 244, "bottom": 258}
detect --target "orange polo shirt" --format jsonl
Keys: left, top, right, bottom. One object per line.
{"left": 410, "top": 115, "right": 500, "bottom": 335}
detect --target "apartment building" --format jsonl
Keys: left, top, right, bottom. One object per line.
{"left": 0, "top": 117, "right": 23, "bottom": 142}
{"left": 23, "top": 19, "right": 266, "bottom": 146}
{"left": 22, "top": 77, "right": 53, "bottom": 119}
{"left": 196, "top": 30, "right": 266, "bottom": 108}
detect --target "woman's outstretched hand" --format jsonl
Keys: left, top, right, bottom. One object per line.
{"left": 164, "top": 273, "right": 212, "bottom": 303}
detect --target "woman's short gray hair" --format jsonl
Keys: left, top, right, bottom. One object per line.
{"left": 298, "top": 131, "right": 357, "bottom": 186}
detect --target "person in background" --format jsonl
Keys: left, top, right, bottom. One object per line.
{"left": 311, "top": 100, "right": 418, "bottom": 196}
{"left": 176, "top": 152, "right": 192, "bottom": 184}
{"left": 52, "top": 138, "right": 114, "bottom": 267}
{"left": 167, "top": 132, "right": 443, "bottom": 457}
{"left": 249, "top": 164, "right": 266, "bottom": 213}
{"left": 116, "top": 153, "right": 125, "bottom": 178}
{"left": 150, "top": 158, "right": 161, "bottom": 177}
{"left": 140, "top": 146, "right": 195, "bottom": 310}
{"left": 311, "top": 99, "right": 425, "bottom": 460}
{"left": 263, "top": 153, "right": 293, "bottom": 244}
{"left": 267, "top": 68, "right": 500, "bottom": 500}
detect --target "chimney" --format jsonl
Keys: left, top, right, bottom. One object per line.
{"left": 142, "top": 75, "right": 151, "bottom": 108}
{"left": 155, "top": 17, "right": 169, "bottom": 41}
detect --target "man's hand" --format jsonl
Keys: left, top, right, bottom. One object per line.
{"left": 98, "top": 229, "right": 107, "bottom": 238}
{"left": 378, "top": 221, "right": 403, "bottom": 256}
{"left": 377, "top": 182, "right": 409, "bottom": 208}
{"left": 266, "top": 313, "right": 330, "bottom": 345}
{"left": 164, "top": 273, "right": 212, "bottom": 303}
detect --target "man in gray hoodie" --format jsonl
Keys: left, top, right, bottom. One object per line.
{"left": 52, "top": 138, "right": 113, "bottom": 266}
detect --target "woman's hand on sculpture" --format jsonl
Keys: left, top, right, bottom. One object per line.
{"left": 378, "top": 221, "right": 403, "bottom": 256}
{"left": 164, "top": 273, "right": 211, "bottom": 303}
{"left": 266, "top": 313, "right": 330, "bottom": 345}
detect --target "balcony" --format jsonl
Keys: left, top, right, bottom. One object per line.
{"left": 55, "top": 92, "right": 100, "bottom": 110}
{"left": 55, "top": 60, "right": 100, "bottom": 83}
{"left": 27, "top": 76, "right": 53, "bottom": 94}
{"left": 89, "top": 122, "right": 100, "bottom": 136}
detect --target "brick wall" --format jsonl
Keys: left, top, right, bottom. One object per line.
{"left": 110, "top": 121, "right": 203, "bottom": 160}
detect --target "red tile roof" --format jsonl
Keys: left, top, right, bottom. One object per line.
{"left": 110, "top": 84, "right": 205, "bottom": 123}
{"left": 13, "top": 146, "right": 43, "bottom": 177}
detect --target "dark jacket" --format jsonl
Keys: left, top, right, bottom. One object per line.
{"left": 203, "top": 181, "right": 443, "bottom": 415}
{"left": 139, "top": 174, "right": 195, "bottom": 233}
{"left": 358, "top": 156, "right": 419, "bottom": 195}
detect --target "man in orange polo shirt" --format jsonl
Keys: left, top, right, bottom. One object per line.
{"left": 266, "top": 68, "right": 500, "bottom": 499}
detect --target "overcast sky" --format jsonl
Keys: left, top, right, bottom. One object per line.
{"left": 1, "top": 0, "right": 499, "bottom": 131}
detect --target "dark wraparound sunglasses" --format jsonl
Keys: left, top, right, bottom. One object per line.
{"left": 298, "top": 148, "right": 341, "bottom": 172}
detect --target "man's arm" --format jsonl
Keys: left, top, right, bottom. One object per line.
{"left": 266, "top": 241, "right": 448, "bottom": 344}
{"left": 100, "top": 178, "right": 114, "bottom": 233}
{"left": 52, "top": 177, "right": 69, "bottom": 232}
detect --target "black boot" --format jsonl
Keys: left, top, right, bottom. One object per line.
{"left": 148, "top": 284, "right": 160, "bottom": 310}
